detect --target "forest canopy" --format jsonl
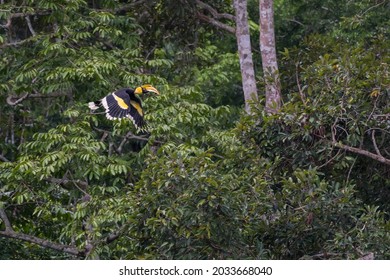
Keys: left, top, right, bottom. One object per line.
{"left": 0, "top": 0, "right": 389, "bottom": 260}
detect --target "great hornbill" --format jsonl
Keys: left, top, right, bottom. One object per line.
{"left": 88, "top": 85, "right": 160, "bottom": 130}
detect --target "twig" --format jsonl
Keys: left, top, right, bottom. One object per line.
{"left": 287, "top": 18, "right": 305, "bottom": 27}
{"left": 0, "top": 154, "right": 10, "bottom": 162}
{"left": 318, "top": 148, "right": 342, "bottom": 169}
{"left": 45, "top": 177, "right": 89, "bottom": 192}
{"left": 117, "top": 132, "right": 131, "bottom": 154}
{"left": 295, "top": 63, "right": 306, "bottom": 105}
{"left": 372, "top": 114, "right": 390, "bottom": 118}
{"left": 100, "top": 131, "right": 109, "bottom": 142}
{"left": 371, "top": 130, "right": 383, "bottom": 157}
{"left": 367, "top": 94, "right": 379, "bottom": 122}
{"left": 25, "top": 15, "right": 36, "bottom": 36}
{"left": 196, "top": 12, "right": 235, "bottom": 34}
{"left": 105, "top": 224, "right": 129, "bottom": 244}
{"left": 195, "top": 0, "right": 235, "bottom": 21}
{"left": 6, "top": 93, "right": 30, "bottom": 106}
{"left": 346, "top": 156, "right": 357, "bottom": 185}
{"left": 195, "top": 0, "right": 235, "bottom": 34}
{"left": 114, "top": 0, "right": 147, "bottom": 14}
{"left": 0, "top": 208, "right": 13, "bottom": 232}
{"left": 6, "top": 92, "right": 70, "bottom": 106}
{"left": 117, "top": 131, "right": 150, "bottom": 153}
{"left": 362, "top": 1, "right": 385, "bottom": 15}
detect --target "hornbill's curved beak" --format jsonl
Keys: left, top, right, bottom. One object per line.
{"left": 143, "top": 84, "right": 160, "bottom": 95}
{"left": 136, "top": 84, "right": 160, "bottom": 95}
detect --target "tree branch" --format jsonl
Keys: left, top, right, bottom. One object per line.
{"left": 6, "top": 92, "right": 70, "bottom": 106}
{"left": 0, "top": 208, "right": 13, "bottom": 232}
{"left": 196, "top": 12, "right": 235, "bottom": 34}
{"left": 0, "top": 229, "right": 82, "bottom": 256}
{"left": 6, "top": 93, "right": 30, "bottom": 106}
{"left": 25, "top": 15, "right": 36, "bottom": 36}
{"left": 195, "top": 0, "right": 235, "bottom": 34}
{"left": 287, "top": 18, "right": 305, "bottom": 27}
{"left": 295, "top": 63, "right": 306, "bottom": 105}
{"left": 115, "top": 0, "right": 147, "bottom": 13}
{"left": 0, "top": 10, "right": 50, "bottom": 32}
{"left": 106, "top": 229, "right": 124, "bottom": 244}
{"left": 330, "top": 119, "right": 390, "bottom": 165}
{"left": 0, "top": 38, "right": 33, "bottom": 49}
{"left": 196, "top": 0, "right": 235, "bottom": 21}
{"left": 362, "top": 1, "right": 386, "bottom": 15}
{"left": 7, "top": 11, "right": 51, "bottom": 19}
{"left": 0, "top": 207, "right": 83, "bottom": 257}
{"left": 332, "top": 141, "right": 390, "bottom": 166}
{"left": 117, "top": 131, "right": 152, "bottom": 153}
{"left": 0, "top": 154, "right": 10, "bottom": 162}
{"left": 46, "top": 177, "right": 89, "bottom": 189}
{"left": 371, "top": 130, "right": 383, "bottom": 157}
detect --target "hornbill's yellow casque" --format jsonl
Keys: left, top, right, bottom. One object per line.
{"left": 88, "top": 85, "right": 159, "bottom": 130}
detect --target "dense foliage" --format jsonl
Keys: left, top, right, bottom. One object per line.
{"left": 1, "top": 0, "right": 389, "bottom": 259}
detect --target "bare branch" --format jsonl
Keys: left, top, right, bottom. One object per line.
{"left": 287, "top": 18, "right": 305, "bottom": 27}
{"left": 362, "top": 1, "right": 386, "bottom": 15}
{"left": 330, "top": 118, "right": 390, "bottom": 165}
{"left": 196, "top": 12, "right": 235, "bottom": 34}
{"left": 7, "top": 11, "right": 51, "bottom": 19}
{"left": 114, "top": 0, "right": 147, "bottom": 14}
{"left": 195, "top": 0, "right": 235, "bottom": 34}
{"left": 0, "top": 229, "right": 82, "bottom": 256}
{"left": 0, "top": 38, "right": 32, "bottom": 49}
{"left": 29, "top": 92, "right": 70, "bottom": 98}
{"left": 117, "top": 132, "right": 131, "bottom": 154}
{"left": 372, "top": 114, "right": 390, "bottom": 118}
{"left": 6, "top": 92, "right": 70, "bottom": 106}
{"left": 196, "top": 0, "right": 235, "bottom": 21}
{"left": 0, "top": 154, "right": 10, "bottom": 162}
{"left": 295, "top": 63, "right": 306, "bottom": 105}
{"left": 0, "top": 208, "right": 13, "bottom": 232}
{"left": 25, "top": 15, "right": 36, "bottom": 36}
{"left": 2, "top": 207, "right": 82, "bottom": 256}
{"left": 0, "top": 10, "right": 51, "bottom": 31}
{"left": 117, "top": 131, "right": 151, "bottom": 153}
{"left": 371, "top": 130, "right": 383, "bottom": 157}
{"left": 45, "top": 177, "right": 89, "bottom": 190}
{"left": 332, "top": 141, "right": 390, "bottom": 166}
{"left": 6, "top": 93, "right": 30, "bottom": 106}
{"left": 105, "top": 226, "right": 128, "bottom": 244}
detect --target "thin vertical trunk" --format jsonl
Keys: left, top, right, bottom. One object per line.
{"left": 233, "top": 0, "right": 258, "bottom": 113}
{"left": 259, "top": 0, "right": 281, "bottom": 113}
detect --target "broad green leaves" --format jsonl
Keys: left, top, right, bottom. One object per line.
{"left": 1, "top": 0, "right": 389, "bottom": 260}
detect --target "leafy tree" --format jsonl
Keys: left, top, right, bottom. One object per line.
{"left": 1, "top": 0, "right": 390, "bottom": 260}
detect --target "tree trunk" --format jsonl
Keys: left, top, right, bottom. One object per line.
{"left": 233, "top": 0, "right": 258, "bottom": 113}
{"left": 259, "top": 0, "right": 281, "bottom": 113}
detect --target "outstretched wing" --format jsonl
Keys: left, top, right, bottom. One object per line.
{"left": 127, "top": 95, "right": 147, "bottom": 130}
{"left": 88, "top": 88, "right": 148, "bottom": 130}
{"left": 101, "top": 91, "right": 131, "bottom": 120}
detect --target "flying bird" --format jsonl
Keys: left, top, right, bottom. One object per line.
{"left": 88, "top": 85, "right": 159, "bottom": 130}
